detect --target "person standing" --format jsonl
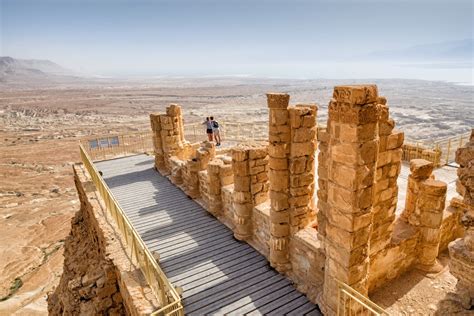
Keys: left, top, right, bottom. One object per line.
{"left": 203, "top": 117, "right": 214, "bottom": 141}
{"left": 210, "top": 116, "right": 221, "bottom": 146}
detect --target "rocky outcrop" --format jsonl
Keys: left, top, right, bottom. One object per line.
{"left": 47, "top": 165, "right": 157, "bottom": 315}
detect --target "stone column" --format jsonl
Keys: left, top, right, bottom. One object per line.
{"left": 316, "top": 128, "right": 329, "bottom": 241}
{"left": 149, "top": 113, "right": 166, "bottom": 172}
{"left": 401, "top": 159, "right": 434, "bottom": 225}
{"left": 416, "top": 179, "right": 447, "bottom": 271}
{"left": 232, "top": 145, "right": 269, "bottom": 241}
{"left": 321, "top": 85, "right": 379, "bottom": 315}
{"left": 182, "top": 141, "right": 215, "bottom": 199}
{"left": 207, "top": 159, "right": 224, "bottom": 217}
{"left": 159, "top": 104, "right": 185, "bottom": 173}
{"left": 267, "top": 93, "right": 292, "bottom": 271}
{"left": 369, "top": 98, "right": 404, "bottom": 255}
{"left": 289, "top": 105, "right": 318, "bottom": 233}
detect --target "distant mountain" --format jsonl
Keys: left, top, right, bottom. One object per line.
{"left": 0, "top": 56, "right": 77, "bottom": 82}
{"left": 367, "top": 39, "right": 473, "bottom": 61}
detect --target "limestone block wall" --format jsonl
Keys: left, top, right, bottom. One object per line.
{"left": 150, "top": 113, "right": 165, "bottom": 172}
{"left": 455, "top": 130, "right": 474, "bottom": 205}
{"left": 368, "top": 221, "right": 419, "bottom": 292}
{"left": 289, "top": 228, "right": 325, "bottom": 303}
{"left": 367, "top": 156, "right": 463, "bottom": 291}
{"left": 252, "top": 202, "right": 271, "bottom": 256}
{"left": 316, "top": 128, "right": 329, "bottom": 241}
{"left": 448, "top": 130, "right": 474, "bottom": 309}
{"left": 321, "top": 85, "right": 379, "bottom": 314}
{"left": 150, "top": 104, "right": 196, "bottom": 175}
{"left": 370, "top": 99, "right": 403, "bottom": 256}
{"left": 48, "top": 165, "right": 157, "bottom": 315}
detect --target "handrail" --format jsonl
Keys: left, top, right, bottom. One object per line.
{"left": 79, "top": 145, "right": 183, "bottom": 315}
{"left": 336, "top": 280, "right": 388, "bottom": 316}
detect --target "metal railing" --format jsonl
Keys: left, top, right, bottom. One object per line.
{"left": 80, "top": 131, "right": 154, "bottom": 161}
{"left": 430, "top": 131, "right": 472, "bottom": 165}
{"left": 337, "top": 281, "right": 388, "bottom": 316}
{"left": 79, "top": 145, "right": 183, "bottom": 315}
{"left": 183, "top": 121, "right": 268, "bottom": 143}
{"left": 401, "top": 131, "right": 471, "bottom": 167}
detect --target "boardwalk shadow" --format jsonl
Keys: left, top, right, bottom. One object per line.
{"left": 99, "top": 155, "right": 320, "bottom": 315}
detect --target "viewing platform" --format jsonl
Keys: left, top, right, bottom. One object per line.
{"left": 95, "top": 154, "right": 320, "bottom": 315}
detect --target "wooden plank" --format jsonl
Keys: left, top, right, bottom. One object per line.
{"left": 159, "top": 238, "right": 245, "bottom": 266}
{"left": 267, "top": 295, "right": 311, "bottom": 315}
{"left": 95, "top": 155, "right": 318, "bottom": 314}
{"left": 169, "top": 249, "right": 258, "bottom": 283}
{"left": 226, "top": 286, "right": 296, "bottom": 315}
{"left": 157, "top": 231, "right": 236, "bottom": 258}
{"left": 143, "top": 225, "right": 231, "bottom": 250}
{"left": 188, "top": 278, "right": 289, "bottom": 314}
{"left": 184, "top": 265, "right": 277, "bottom": 300}
{"left": 165, "top": 243, "right": 251, "bottom": 277}
{"left": 179, "top": 254, "right": 265, "bottom": 289}
{"left": 246, "top": 289, "right": 305, "bottom": 315}
{"left": 180, "top": 259, "right": 269, "bottom": 292}
{"left": 286, "top": 301, "right": 321, "bottom": 316}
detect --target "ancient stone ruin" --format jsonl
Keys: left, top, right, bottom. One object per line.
{"left": 448, "top": 130, "right": 474, "bottom": 309}
{"left": 146, "top": 85, "right": 469, "bottom": 314}
{"left": 50, "top": 84, "right": 472, "bottom": 315}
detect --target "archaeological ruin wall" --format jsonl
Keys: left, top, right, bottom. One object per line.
{"left": 147, "top": 84, "right": 468, "bottom": 314}
{"left": 448, "top": 130, "right": 474, "bottom": 309}
{"left": 48, "top": 165, "right": 158, "bottom": 315}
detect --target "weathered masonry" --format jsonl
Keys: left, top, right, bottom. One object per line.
{"left": 51, "top": 84, "right": 472, "bottom": 315}
{"left": 148, "top": 85, "right": 470, "bottom": 314}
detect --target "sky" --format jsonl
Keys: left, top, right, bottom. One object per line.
{"left": 1, "top": 0, "right": 473, "bottom": 79}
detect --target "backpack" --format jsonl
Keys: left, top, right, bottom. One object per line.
{"left": 212, "top": 121, "right": 219, "bottom": 128}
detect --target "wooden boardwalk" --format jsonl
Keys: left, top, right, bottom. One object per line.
{"left": 95, "top": 155, "right": 320, "bottom": 315}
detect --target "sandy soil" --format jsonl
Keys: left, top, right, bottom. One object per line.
{"left": 0, "top": 78, "right": 472, "bottom": 314}
{"left": 371, "top": 251, "right": 472, "bottom": 316}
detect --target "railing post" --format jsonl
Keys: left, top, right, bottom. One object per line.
{"left": 446, "top": 139, "right": 452, "bottom": 164}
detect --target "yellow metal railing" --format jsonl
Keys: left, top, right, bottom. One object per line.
{"left": 430, "top": 131, "right": 471, "bottom": 165}
{"left": 79, "top": 145, "right": 183, "bottom": 315}
{"left": 337, "top": 281, "right": 388, "bottom": 316}
{"left": 80, "top": 131, "right": 154, "bottom": 161}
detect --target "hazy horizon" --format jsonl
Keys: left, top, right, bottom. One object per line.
{"left": 1, "top": 0, "right": 473, "bottom": 82}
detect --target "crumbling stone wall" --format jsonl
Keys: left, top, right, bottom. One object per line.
{"left": 48, "top": 165, "right": 156, "bottom": 315}
{"left": 316, "top": 128, "right": 329, "bottom": 242}
{"left": 449, "top": 130, "right": 474, "bottom": 309}
{"left": 370, "top": 98, "right": 403, "bottom": 256}
{"left": 182, "top": 141, "right": 215, "bottom": 198}
{"left": 150, "top": 104, "right": 194, "bottom": 176}
{"left": 321, "top": 85, "right": 379, "bottom": 314}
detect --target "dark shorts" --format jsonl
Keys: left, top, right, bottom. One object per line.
{"left": 206, "top": 129, "right": 213, "bottom": 134}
